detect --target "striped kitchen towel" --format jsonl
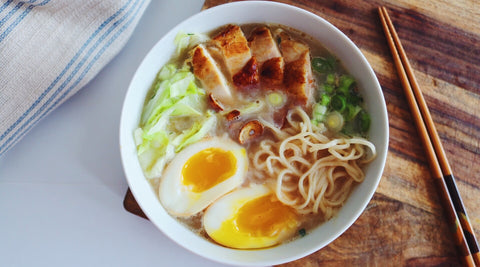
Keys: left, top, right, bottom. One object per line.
{"left": 0, "top": 0, "right": 150, "bottom": 157}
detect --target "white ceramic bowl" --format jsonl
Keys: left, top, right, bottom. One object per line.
{"left": 120, "top": 1, "right": 389, "bottom": 266}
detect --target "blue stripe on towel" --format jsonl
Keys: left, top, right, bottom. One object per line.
{"left": 0, "top": 2, "right": 25, "bottom": 28}
{"left": 0, "top": 0, "right": 40, "bottom": 28}
{"left": 0, "top": 0, "right": 50, "bottom": 43}
{"left": 0, "top": 0, "right": 15, "bottom": 15}
{"left": 0, "top": 0, "right": 134, "bottom": 149}
{"left": 0, "top": 0, "right": 146, "bottom": 156}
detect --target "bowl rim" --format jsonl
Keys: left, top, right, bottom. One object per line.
{"left": 119, "top": 1, "right": 389, "bottom": 266}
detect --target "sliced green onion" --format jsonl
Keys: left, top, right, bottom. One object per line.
{"left": 320, "top": 94, "right": 330, "bottom": 106}
{"left": 312, "top": 103, "right": 328, "bottom": 124}
{"left": 326, "top": 73, "right": 336, "bottom": 85}
{"left": 338, "top": 75, "right": 355, "bottom": 94}
{"left": 358, "top": 111, "right": 371, "bottom": 133}
{"left": 312, "top": 56, "right": 336, "bottom": 73}
{"left": 331, "top": 94, "right": 347, "bottom": 112}
{"left": 347, "top": 90, "right": 362, "bottom": 105}
{"left": 344, "top": 104, "right": 362, "bottom": 121}
{"left": 312, "top": 70, "right": 371, "bottom": 136}
{"left": 267, "top": 92, "right": 285, "bottom": 107}
{"left": 340, "top": 75, "right": 355, "bottom": 88}
{"left": 323, "top": 84, "right": 334, "bottom": 94}
{"left": 325, "top": 111, "right": 344, "bottom": 132}
{"left": 341, "top": 121, "right": 355, "bottom": 136}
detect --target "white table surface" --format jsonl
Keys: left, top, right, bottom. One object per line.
{"left": 0, "top": 1, "right": 244, "bottom": 266}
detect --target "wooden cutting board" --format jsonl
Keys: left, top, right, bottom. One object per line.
{"left": 124, "top": 0, "right": 480, "bottom": 265}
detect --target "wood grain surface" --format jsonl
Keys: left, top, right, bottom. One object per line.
{"left": 124, "top": 0, "right": 480, "bottom": 265}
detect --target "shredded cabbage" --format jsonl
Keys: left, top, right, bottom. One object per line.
{"left": 173, "top": 31, "right": 210, "bottom": 58}
{"left": 135, "top": 59, "right": 216, "bottom": 179}
{"left": 172, "top": 111, "right": 217, "bottom": 152}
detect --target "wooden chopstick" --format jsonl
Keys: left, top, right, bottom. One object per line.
{"left": 378, "top": 6, "right": 480, "bottom": 267}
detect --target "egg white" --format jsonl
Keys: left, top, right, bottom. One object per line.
{"left": 159, "top": 137, "right": 247, "bottom": 217}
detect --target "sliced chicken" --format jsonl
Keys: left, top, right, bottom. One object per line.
{"left": 248, "top": 26, "right": 284, "bottom": 88}
{"left": 275, "top": 29, "right": 314, "bottom": 106}
{"left": 276, "top": 29, "right": 310, "bottom": 63}
{"left": 284, "top": 51, "right": 314, "bottom": 107}
{"left": 248, "top": 27, "right": 281, "bottom": 65}
{"left": 232, "top": 57, "right": 259, "bottom": 89}
{"left": 260, "top": 57, "right": 284, "bottom": 88}
{"left": 212, "top": 25, "right": 252, "bottom": 78}
{"left": 191, "top": 44, "right": 234, "bottom": 106}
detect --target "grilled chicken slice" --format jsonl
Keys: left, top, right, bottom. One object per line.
{"left": 248, "top": 27, "right": 281, "bottom": 65}
{"left": 276, "top": 29, "right": 310, "bottom": 63}
{"left": 284, "top": 51, "right": 314, "bottom": 107}
{"left": 248, "top": 26, "right": 284, "bottom": 88}
{"left": 275, "top": 29, "right": 314, "bottom": 106}
{"left": 232, "top": 57, "right": 259, "bottom": 89}
{"left": 260, "top": 57, "right": 284, "bottom": 88}
{"left": 212, "top": 25, "right": 252, "bottom": 78}
{"left": 191, "top": 44, "right": 234, "bottom": 106}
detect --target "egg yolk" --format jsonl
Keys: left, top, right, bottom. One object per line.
{"left": 181, "top": 148, "right": 237, "bottom": 193}
{"left": 235, "top": 195, "right": 298, "bottom": 238}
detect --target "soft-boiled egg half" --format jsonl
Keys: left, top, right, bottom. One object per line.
{"left": 159, "top": 137, "right": 247, "bottom": 217}
{"left": 203, "top": 184, "right": 300, "bottom": 249}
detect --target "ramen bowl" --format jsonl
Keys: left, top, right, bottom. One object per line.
{"left": 120, "top": 1, "right": 388, "bottom": 266}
